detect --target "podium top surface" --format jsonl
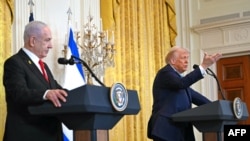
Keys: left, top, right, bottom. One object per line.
{"left": 172, "top": 100, "right": 249, "bottom": 122}
{"left": 29, "top": 85, "right": 141, "bottom": 116}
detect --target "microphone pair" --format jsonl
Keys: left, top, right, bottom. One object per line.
{"left": 57, "top": 56, "right": 76, "bottom": 65}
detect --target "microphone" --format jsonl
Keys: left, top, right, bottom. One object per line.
{"left": 57, "top": 58, "right": 68, "bottom": 64}
{"left": 57, "top": 56, "right": 105, "bottom": 87}
{"left": 193, "top": 64, "right": 226, "bottom": 100}
{"left": 193, "top": 64, "right": 214, "bottom": 77}
{"left": 57, "top": 57, "right": 75, "bottom": 65}
{"left": 193, "top": 64, "right": 199, "bottom": 69}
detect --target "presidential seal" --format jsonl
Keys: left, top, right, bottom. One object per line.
{"left": 110, "top": 83, "right": 128, "bottom": 112}
{"left": 233, "top": 97, "right": 243, "bottom": 119}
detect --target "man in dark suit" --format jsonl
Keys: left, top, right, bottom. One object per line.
{"left": 147, "top": 46, "right": 222, "bottom": 141}
{"left": 3, "top": 21, "right": 68, "bottom": 141}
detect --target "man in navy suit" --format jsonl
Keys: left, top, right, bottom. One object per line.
{"left": 3, "top": 21, "right": 68, "bottom": 141}
{"left": 147, "top": 46, "right": 222, "bottom": 141}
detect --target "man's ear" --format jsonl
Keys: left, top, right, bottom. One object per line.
{"left": 29, "top": 36, "right": 36, "bottom": 47}
{"left": 170, "top": 58, "right": 176, "bottom": 65}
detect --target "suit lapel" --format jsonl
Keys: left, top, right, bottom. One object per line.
{"left": 18, "top": 49, "right": 51, "bottom": 87}
{"left": 168, "top": 65, "right": 192, "bottom": 105}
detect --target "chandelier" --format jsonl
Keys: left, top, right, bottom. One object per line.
{"left": 75, "top": 14, "right": 115, "bottom": 85}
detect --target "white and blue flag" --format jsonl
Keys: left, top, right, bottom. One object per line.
{"left": 62, "top": 27, "right": 86, "bottom": 141}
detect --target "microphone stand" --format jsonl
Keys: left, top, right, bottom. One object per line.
{"left": 194, "top": 65, "right": 226, "bottom": 141}
{"left": 206, "top": 68, "right": 226, "bottom": 100}
{"left": 70, "top": 55, "right": 106, "bottom": 87}
{"left": 193, "top": 64, "right": 226, "bottom": 100}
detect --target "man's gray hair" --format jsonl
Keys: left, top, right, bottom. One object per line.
{"left": 23, "top": 21, "right": 48, "bottom": 42}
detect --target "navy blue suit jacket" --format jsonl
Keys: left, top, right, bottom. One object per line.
{"left": 147, "top": 64, "right": 211, "bottom": 141}
{"left": 3, "top": 49, "right": 63, "bottom": 141}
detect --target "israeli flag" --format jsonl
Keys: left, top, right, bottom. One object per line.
{"left": 62, "top": 27, "right": 86, "bottom": 141}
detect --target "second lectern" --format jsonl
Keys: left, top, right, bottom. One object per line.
{"left": 171, "top": 99, "right": 249, "bottom": 141}
{"left": 29, "top": 84, "right": 141, "bottom": 141}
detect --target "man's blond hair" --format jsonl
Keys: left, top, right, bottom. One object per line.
{"left": 165, "top": 46, "right": 189, "bottom": 64}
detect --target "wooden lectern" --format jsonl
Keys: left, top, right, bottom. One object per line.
{"left": 29, "top": 84, "right": 141, "bottom": 141}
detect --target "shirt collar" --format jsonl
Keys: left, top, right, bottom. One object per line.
{"left": 169, "top": 64, "right": 184, "bottom": 77}
{"left": 22, "top": 47, "right": 41, "bottom": 69}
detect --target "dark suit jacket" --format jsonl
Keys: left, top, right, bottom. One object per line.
{"left": 147, "top": 64, "right": 211, "bottom": 141}
{"left": 3, "top": 49, "right": 63, "bottom": 141}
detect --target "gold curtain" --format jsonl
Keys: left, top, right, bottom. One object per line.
{"left": 101, "top": 0, "right": 176, "bottom": 140}
{"left": 0, "top": 0, "right": 14, "bottom": 140}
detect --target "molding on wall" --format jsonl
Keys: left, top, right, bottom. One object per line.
{"left": 192, "top": 17, "right": 250, "bottom": 57}
{"left": 199, "top": 10, "right": 250, "bottom": 25}
{"left": 192, "top": 16, "right": 250, "bottom": 32}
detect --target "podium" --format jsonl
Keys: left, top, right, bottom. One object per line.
{"left": 28, "top": 85, "right": 141, "bottom": 141}
{"left": 171, "top": 100, "right": 249, "bottom": 141}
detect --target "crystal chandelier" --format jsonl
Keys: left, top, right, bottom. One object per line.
{"left": 75, "top": 14, "right": 115, "bottom": 85}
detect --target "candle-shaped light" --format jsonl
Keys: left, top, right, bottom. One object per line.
{"left": 89, "top": 3, "right": 91, "bottom": 17}
{"left": 75, "top": 21, "right": 79, "bottom": 31}
{"left": 112, "top": 31, "right": 114, "bottom": 43}
{"left": 65, "top": 33, "right": 68, "bottom": 45}
{"left": 100, "top": 18, "right": 103, "bottom": 31}
{"left": 88, "top": 4, "right": 91, "bottom": 29}
{"left": 106, "top": 30, "right": 109, "bottom": 42}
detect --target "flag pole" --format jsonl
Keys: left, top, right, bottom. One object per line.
{"left": 28, "top": 0, "right": 34, "bottom": 22}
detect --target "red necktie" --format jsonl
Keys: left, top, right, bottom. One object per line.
{"left": 39, "top": 60, "right": 49, "bottom": 82}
